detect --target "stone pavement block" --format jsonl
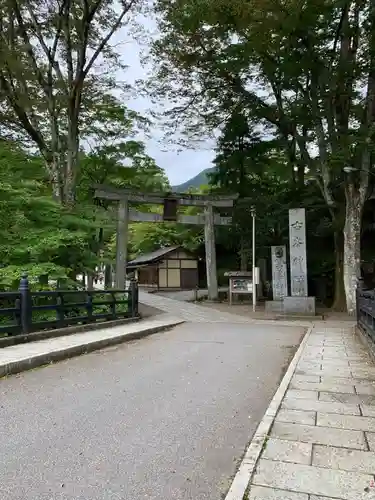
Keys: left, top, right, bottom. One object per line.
{"left": 321, "top": 349, "right": 347, "bottom": 356}
{"left": 293, "top": 375, "right": 320, "bottom": 383}
{"left": 303, "top": 351, "right": 323, "bottom": 357}
{"left": 347, "top": 350, "right": 370, "bottom": 358}
{"left": 320, "top": 359, "right": 350, "bottom": 367}
{"left": 365, "top": 432, "right": 375, "bottom": 451}
{"left": 252, "top": 459, "right": 374, "bottom": 500}
{"left": 361, "top": 405, "right": 375, "bottom": 417}
{"left": 248, "top": 485, "right": 308, "bottom": 499}
{"left": 290, "top": 380, "right": 355, "bottom": 394}
{"left": 309, "top": 497, "right": 346, "bottom": 500}
{"left": 319, "top": 392, "right": 375, "bottom": 406}
{"left": 355, "top": 383, "right": 375, "bottom": 395}
{"left": 319, "top": 367, "right": 353, "bottom": 376}
{"left": 347, "top": 355, "right": 372, "bottom": 361}
{"left": 323, "top": 341, "right": 347, "bottom": 345}
{"left": 298, "top": 358, "right": 321, "bottom": 365}
{"left": 313, "top": 445, "right": 375, "bottom": 474}
{"left": 317, "top": 413, "right": 375, "bottom": 432}
{"left": 297, "top": 361, "right": 322, "bottom": 371}
{"left": 286, "top": 389, "right": 319, "bottom": 400}
{"left": 352, "top": 369, "right": 375, "bottom": 381}
{"left": 262, "top": 438, "right": 312, "bottom": 465}
{"left": 270, "top": 422, "right": 366, "bottom": 449}
{"left": 296, "top": 368, "right": 352, "bottom": 378}
{"left": 319, "top": 353, "right": 348, "bottom": 359}
{"left": 349, "top": 362, "right": 375, "bottom": 370}
{"left": 275, "top": 409, "right": 316, "bottom": 425}
{"left": 348, "top": 355, "right": 373, "bottom": 362}
{"left": 320, "top": 375, "right": 357, "bottom": 384}
{"left": 282, "top": 398, "right": 360, "bottom": 415}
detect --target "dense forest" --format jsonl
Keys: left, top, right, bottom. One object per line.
{"left": 1, "top": 0, "right": 375, "bottom": 315}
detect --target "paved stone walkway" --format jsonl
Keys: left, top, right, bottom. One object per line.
{"left": 139, "top": 290, "right": 253, "bottom": 323}
{"left": 247, "top": 325, "right": 375, "bottom": 500}
{"left": 153, "top": 287, "right": 228, "bottom": 302}
{"left": 139, "top": 291, "right": 311, "bottom": 326}
{"left": 0, "top": 315, "right": 183, "bottom": 377}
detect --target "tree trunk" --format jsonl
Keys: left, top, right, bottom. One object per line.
{"left": 46, "top": 158, "right": 63, "bottom": 202}
{"left": 87, "top": 273, "right": 94, "bottom": 291}
{"left": 104, "top": 264, "right": 112, "bottom": 289}
{"left": 343, "top": 188, "right": 363, "bottom": 315}
{"left": 239, "top": 236, "right": 248, "bottom": 271}
{"left": 331, "top": 230, "right": 346, "bottom": 311}
{"left": 64, "top": 139, "right": 78, "bottom": 205}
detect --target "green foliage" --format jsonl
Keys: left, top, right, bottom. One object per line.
{"left": 0, "top": 141, "right": 102, "bottom": 289}
{"left": 150, "top": 0, "right": 375, "bottom": 199}
{"left": 0, "top": 127, "right": 175, "bottom": 291}
{"left": 128, "top": 221, "right": 202, "bottom": 258}
{"left": 0, "top": 0, "right": 142, "bottom": 203}
{"left": 149, "top": 0, "right": 375, "bottom": 310}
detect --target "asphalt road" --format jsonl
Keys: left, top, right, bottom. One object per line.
{"left": 0, "top": 322, "right": 304, "bottom": 500}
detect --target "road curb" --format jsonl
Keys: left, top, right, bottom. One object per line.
{"left": 0, "top": 320, "right": 185, "bottom": 378}
{"left": 0, "top": 316, "right": 141, "bottom": 348}
{"left": 224, "top": 325, "right": 313, "bottom": 500}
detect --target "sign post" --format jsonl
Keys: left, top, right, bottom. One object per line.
{"left": 251, "top": 207, "right": 256, "bottom": 312}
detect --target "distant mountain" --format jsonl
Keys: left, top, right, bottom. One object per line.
{"left": 172, "top": 167, "right": 215, "bottom": 192}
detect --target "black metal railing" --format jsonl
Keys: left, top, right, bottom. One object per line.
{"left": 0, "top": 274, "right": 139, "bottom": 337}
{"left": 357, "top": 278, "right": 375, "bottom": 341}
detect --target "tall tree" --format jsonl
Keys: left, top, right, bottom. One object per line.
{"left": 0, "top": 0, "right": 142, "bottom": 204}
{"left": 149, "top": 0, "right": 375, "bottom": 313}
{"left": 0, "top": 140, "right": 103, "bottom": 288}
{"left": 210, "top": 110, "right": 278, "bottom": 269}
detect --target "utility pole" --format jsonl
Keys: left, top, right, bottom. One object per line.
{"left": 251, "top": 206, "right": 256, "bottom": 312}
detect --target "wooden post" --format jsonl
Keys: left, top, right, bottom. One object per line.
{"left": 19, "top": 273, "right": 31, "bottom": 334}
{"left": 115, "top": 198, "right": 129, "bottom": 289}
{"left": 204, "top": 203, "right": 218, "bottom": 300}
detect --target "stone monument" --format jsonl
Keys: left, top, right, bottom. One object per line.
{"left": 283, "top": 208, "right": 315, "bottom": 315}
{"left": 271, "top": 245, "right": 288, "bottom": 299}
{"left": 288, "top": 208, "right": 308, "bottom": 296}
{"left": 265, "top": 245, "right": 288, "bottom": 313}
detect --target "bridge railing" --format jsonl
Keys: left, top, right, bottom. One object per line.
{"left": 356, "top": 278, "right": 375, "bottom": 341}
{"left": 0, "top": 274, "right": 139, "bottom": 336}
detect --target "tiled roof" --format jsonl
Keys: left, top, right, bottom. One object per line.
{"left": 127, "top": 246, "right": 181, "bottom": 267}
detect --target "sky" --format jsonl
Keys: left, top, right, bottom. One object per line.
{"left": 114, "top": 21, "right": 215, "bottom": 187}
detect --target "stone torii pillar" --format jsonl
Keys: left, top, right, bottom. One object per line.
{"left": 115, "top": 198, "right": 129, "bottom": 289}
{"left": 204, "top": 203, "right": 218, "bottom": 300}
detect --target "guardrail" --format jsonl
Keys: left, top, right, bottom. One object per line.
{"left": 356, "top": 278, "right": 375, "bottom": 341}
{"left": 0, "top": 274, "right": 139, "bottom": 336}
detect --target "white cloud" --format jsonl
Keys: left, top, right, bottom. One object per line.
{"left": 112, "top": 19, "right": 213, "bottom": 185}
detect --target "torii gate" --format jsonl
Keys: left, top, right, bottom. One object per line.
{"left": 94, "top": 184, "right": 238, "bottom": 301}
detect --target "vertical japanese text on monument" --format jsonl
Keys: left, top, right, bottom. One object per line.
{"left": 289, "top": 208, "right": 308, "bottom": 297}
{"left": 271, "top": 246, "right": 288, "bottom": 300}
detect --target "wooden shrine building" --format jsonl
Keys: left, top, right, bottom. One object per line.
{"left": 127, "top": 246, "right": 198, "bottom": 290}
